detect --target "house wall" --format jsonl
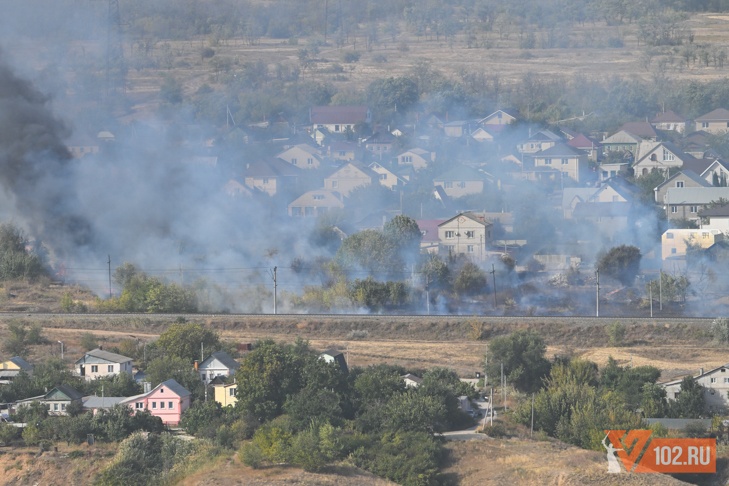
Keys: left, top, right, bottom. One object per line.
{"left": 398, "top": 152, "right": 430, "bottom": 170}
{"left": 665, "top": 367, "right": 729, "bottom": 413}
{"left": 77, "top": 361, "right": 133, "bottom": 381}
{"left": 695, "top": 120, "right": 729, "bottom": 134}
{"left": 279, "top": 147, "right": 320, "bottom": 169}
{"left": 433, "top": 179, "right": 483, "bottom": 198}
{"left": 655, "top": 177, "right": 707, "bottom": 204}
{"left": 324, "top": 166, "right": 371, "bottom": 196}
{"left": 665, "top": 203, "right": 705, "bottom": 222}
{"left": 136, "top": 388, "right": 190, "bottom": 425}
{"left": 662, "top": 229, "right": 724, "bottom": 259}
{"left": 244, "top": 176, "right": 278, "bottom": 196}
{"left": 706, "top": 216, "right": 729, "bottom": 231}
{"left": 438, "top": 218, "right": 490, "bottom": 262}
{"left": 533, "top": 155, "right": 587, "bottom": 182}
{"left": 200, "top": 361, "right": 234, "bottom": 384}
{"left": 214, "top": 384, "right": 238, "bottom": 407}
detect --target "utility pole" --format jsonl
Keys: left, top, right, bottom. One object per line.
{"left": 425, "top": 274, "right": 430, "bottom": 315}
{"left": 108, "top": 255, "right": 112, "bottom": 299}
{"left": 270, "top": 266, "right": 278, "bottom": 314}
{"left": 201, "top": 342, "right": 204, "bottom": 362}
{"left": 649, "top": 279, "right": 653, "bottom": 318}
{"left": 530, "top": 393, "right": 535, "bottom": 439}
{"left": 595, "top": 269, "right": 600, "bottom": 317}
{"left": 491, "top": 264, "right": 497, "bottom": 307}
{"left": 490, "top": 387, "right": 494, "bottom": 426}
{"left": 659, "top": 270, "right": 663, "bottom": 311}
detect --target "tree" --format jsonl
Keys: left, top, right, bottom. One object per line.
{"left": 596, "top": 245, "right": 642, "bottom": 286}
{"left": 155, "top": 321, "right": 221, "bottom": 363}
{"left": 453, "top": 262, "right": 487, "bottom": 297}
{"left": 669, "top": 376, "right": 705, "bottom": 418}
{"left": 145, "top": 356, "right": 204, "bottom": 401}
{"left": 0, "top": 223, "right": 45, "bottom": 281}
{"left": 366, "top": 76, "right": 419, "bottom": 118}
{"left": 383, "top": 215, "right": 422, "bottom": 262}
{"left": 484, "top": 330, "right": 551, "bottom": 393}
{"left": 234, "top": 340, "right": 314, "bottom": 422}
{"left": 335, "top": 229, "right": 402, "bottom": 277}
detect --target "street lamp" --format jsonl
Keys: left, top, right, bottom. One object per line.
{"left": 57, "top": 340, "right": 64, "bottom": 360}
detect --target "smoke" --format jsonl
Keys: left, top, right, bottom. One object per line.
{"left": 0, "top": 50, "right": 93, "bottom": 254}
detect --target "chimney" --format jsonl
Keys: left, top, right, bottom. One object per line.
{"left": 194, "top": 360, "right": 199, "bottom": 370}
{"left": 99, "top": 345, "right": 103, "bottom": 350}
{"left": 699, "top": 368, "right": 704, "bottom": 376}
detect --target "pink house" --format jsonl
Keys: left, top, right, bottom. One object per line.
{"left": 122, "top": 379, "right": 191, "bottom": 426}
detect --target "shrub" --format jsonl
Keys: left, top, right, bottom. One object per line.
{"left": 606, "top": 322, "right": 627, "bottom": 347}
{"left": 711, "top": 317, "right": 729, "bottom": 343}
{"left": 342, "top": 51, "right": 360, "bottom": 63}
{"left": 239, "top": 442, "right": 264, "bottom": 468}
{"left": 0, "top": 424, "right": 20, "bottom": 445}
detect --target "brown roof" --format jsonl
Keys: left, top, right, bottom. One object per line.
{"left": 651, "top": 110, "right": 687, "bottom": 123}
{"left": 310, "top": 106, "right": 370, "bottom": 125}
{"left": 619, "top": 121, "right": 657, "bottom": 139}
{"left": 695, "top": 108, "right": 729, "bottom": 122}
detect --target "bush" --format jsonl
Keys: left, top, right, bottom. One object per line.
{"left": 606, "top": 322, "right": 626, "bottom": 347}
{"left": 0, "top": 424, "right": 20, "bottom": 445}
{"left": 711, "top": 317, "right": 729, "bottom": 343}
{"left": 342, "top": 51, "right": 360, "bottom": 63}
{"left": 239, "top": 442, "right": 264, "bottom": 468}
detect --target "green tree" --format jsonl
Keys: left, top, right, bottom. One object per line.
{"left": 383, "top": 215, "right": 422, "bottom": 262}
{"left": 453, "top": 261, "right": 488, "bottom": 297}
{"left": 335, "top": 229, "right": 402, "bottom": 277}
{"left": 0, "top": 223, "right": 45, "bottom": 281}
{"left": 641, "top": 382, "right": 668, "bottom": 418}
{"left": 155, "top": 321, "right": 221, "bottom": 362}
{"left": 669, "top": 376, "right": 705, "bottom": 418}
{"left": 484, "top": 330, "right": 551, "bottom": 393}
{"left": 234, "top": 340, "right": 314, "bottom": 422}
{"left": 366, "top": 76, "right": 419, "bottom": 117}
{"left": 596, "top": 245, "right": 642, "bottom": 286}
{"left": 145, "top": 356, "right": 204, "bottom": 401}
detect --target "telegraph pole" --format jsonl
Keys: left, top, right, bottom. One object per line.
{"left": 595, "top": 269, "right": 600, "bottom": 317}
{"left": 108, "top": 255, "right": 112, "bottom": 299}
{"left": 269, "top": 266, "right": 278, "bottom": 314}
{"left": 491, "top": 264, "right": 497, "bottom": 307}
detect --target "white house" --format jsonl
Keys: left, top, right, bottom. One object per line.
{"left": 75, "top": 348, "right": 134, "bottom": 381}
{"left": 198, "top": 351, "right": 240, "bottom": 384}
{"left": 662, "top": 364, "right": 729, "bottom": 413}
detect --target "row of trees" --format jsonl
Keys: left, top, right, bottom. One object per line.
{"left": 486, "top": 330, "right": 708, "bottom": 451}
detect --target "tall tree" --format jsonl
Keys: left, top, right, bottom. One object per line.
{"left": 596, "top": 245, "right": 642, "bottom": 286}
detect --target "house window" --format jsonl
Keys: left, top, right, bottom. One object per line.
{"left": 676, "top": 181, "right": 684, "bottom": 188}
{"left": 160, "top": 402, "right": 165, "bottom": 409}
{"left": 54, "top": 403, "right": 59, "bottom": 411}
{"left": 444, "top": 181, "right": 453, "bottom": 188}
{"left": 545, "top": 158, "right": 552, "bottom": 165}
{"left": 313, "top": 195, "right": 324, "bottom": 200}
{"left": 152, "top": 402, "right": 157, "bottom": 409}
{"left": 331, "top": 180, "right": 338, "bottom": 188}
{"left": 91, "top": 365, "right": 98, "bottom": 373}
{"left": 561, "top": 158, "right": 568, "bottom": 165}
{"left": 136, "top": 402, "right": 143, "bottom": 409}
{"left": 458, "top": 182, "right": 466, "bottom": 188}
{"left": 61, "top": 404, "right": 66, "bottom": 410}
{"left": 229, "top": 388, "right": 235, "bottom": 396}
{"left": 670, "top": 206, "right": 677, "bottom": 213}
{"left": 724, "top": 378, "right": 729, "bottom": 383}
{"left": 291, "top": 207, "right": 302, "bottom": 216}
{"left": 702, "top": 122, "right": 709, "bottom": 128}
{"left": 671, "top": 248, "right": 677, "bottom": 254}
{"left": 703, "top": 232, "right": 710, "bottom": 239}
{"left": 666, "top": 233, "right": 674, "bottom": 239}
{"left": 334, "top": 125, "right": 340, "bottom": 132}
{"left": 304, "top": 207, "right": 314, "bottom": 216}
{"left": 465, "top": 231, "right": 475, "bottom": 238}
{"left": 445, "top": 231, "right": 455, "bottom": 239}
{"left": 663, "top": 148, "right": 675, "bottom": 161}
{"left": 262, "top": 178, "right": 269, "bottom": 184}
{"left": 108, "top": 365, "right": 114, "bottom": 372}
{"left": 168, "top": 402, "right": 173, "bottom": 409}
{"left": 291, "top": 158, "right": 297, "bottom": 165}
{"left": 612, "top": 196, "right": 619, "bottom": 202}
{"left": 307, "top": 158, "right": 313, "bottom": 165}
{"left": 467, "top": 245, "right": 474, "bottom": 253}
{"left": 690, "top": 206, "right": 697, "bottom": 213}
{"left": 380, "top": 174, "right": 387, "bottom": 180}
{"left": 711, "top": 378, "right": 717, "bottom": 383}
{"left": 201, "top": 373, "right": 206, "bottom": 381}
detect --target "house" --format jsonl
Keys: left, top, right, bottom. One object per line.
{"left": 653, "top": 170, "right": 710, "bottom": 204}
{"left": 198, "top": 351, "right": 240, "bottom": 385}
{"left": 82, "top": 396, "right": 127, "bottom": 414}
{"left": 369, "top": 162, "right": 407, "bottom": 190}
{"left": 699, "top": 158, "right": 729, "bottom": 187}
{"left": 444, "top": 120, "right": 474, "bottom": 138}
{"left": 470, "top": 126, "right": 496, "bottom": 143}
{"left": 662, "top": 365, "right": 729, "bottom": 413}
{"left": 223, "top": 179, "right": 254, "bottom": 198}
{"left": 277, "top": 144, "right": 324, "bottom": 169}
{"left": 364, "top": 131, "right": 396, "bottom": 156}
{"left": 327, "top": 141, "right": 360, "bottom": 161}
{"left": 319, "top": 349, "right": 348, "bottom": 373}
{"left": 402, "top": 373, "right": 422, "bottom": 388}
{"left": 663, "top": 187, "right": 729, "bottom": 221}
{"left": 214, "top": 383, "right": 238, "bottom": 407}
{"left": 598, "top": 160, "right": 631, "bottom": 181}
{"left": 0, "top": 356, "right": 33, "bottom": 384}
{"left": 632, "top": 142, "right": 693, "bottom": 176}
{"left": 619, "top": 121, "right": 658, "bottom": 141}
{"left": 417, "top": 219, "right": 445, "bottom": 254}
{"left": 16, "top": 385, "right": 84, "bottom": 416}
{"left": 699, "top": 204, "right": 729, "bottom": 231}
{"left": 66, "top": 134, "right": 100, "bottom": 159}
{"left": 517, "top": 129, "right": 562, "bottom": 154}
{"left": 243, "top": 158, "right": 301, "bottom": 196}
{"left": 288, "top": 189, "right": 345, "bottom": 217}
{"left": 694, "top": 108, "right": 729, "bottom": 134}
{"left": 433, "top": 165, "right": 490, "bottom": 198}
{"left": 310, "top": 105, "right": 371, "bottom": 133}
{"left": 662, "top": 228, "right": 725, "bottom": 260}
{"left": 531, "top": 143, "right": 589, "bottom": 182}
{"left": 121, "top": 379, "right": 191, "bottom": 426}
{"left": 479, "top": 109, "right": 518, "bottom": 126}
{"left": 572, "top": 202, "right": 632, "bottom": 241}
{"left": 437, "top": 212, "right": 492, "bottom": 262}
{"left": 75, "top": 348, "right": 133, "bottom": 381}
{"left": 651, "top": 110, "right": 688, "bottom": 134}
{"left": 566, "top": 132, "right": 600, "bottom": 161}
{"left": 323, "top": 163, "right": 374, "bottom": 197}
{"left": 397, "top": 148, "right": 434, "bottom": 170}
{"left": 600, "top": 130, "right": 643, "bottom": 159}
